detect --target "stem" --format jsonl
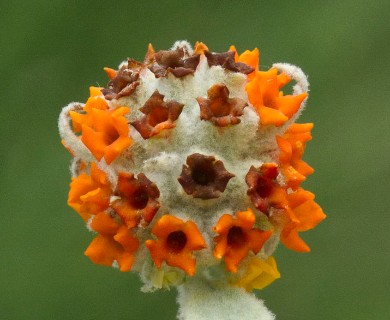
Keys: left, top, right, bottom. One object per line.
{"left": 177, "top": 276, "right": 275, "bottom": 320}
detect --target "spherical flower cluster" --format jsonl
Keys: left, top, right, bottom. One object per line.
{"left": 59, "top": 40, "right": 325, "bottom": 319}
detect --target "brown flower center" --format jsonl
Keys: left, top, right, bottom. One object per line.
{"left": 191, "top": 161, "right": 217, "bottom": 185}
{"left": 255, "top": 178, "right": 273, "bottom": 198}
{"left": 105, "top": 129, "right": 120, "bottom": 145}
{"left": 227, "top": 226, "right": 246, "bottom": 248}
{"left": 129, "top": 187, "right": 149, "bottom": 209}
{"left": 178, "top": 153, "right": 235, "bottom": 199}
{"left": 167, "top": 231, "right": 187, "bottom": 253}
{"left": 147, "top": 106, "right": 169, "bottom": 127}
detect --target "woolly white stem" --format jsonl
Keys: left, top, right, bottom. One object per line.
{"left": 58, "top": 102, "right": 94, "bottom": 161}
{"left": 177, "top": 277, "right": 275, "bottom": 320}
{"left": 272, "top": 63, "right": 309, "bottom": 95}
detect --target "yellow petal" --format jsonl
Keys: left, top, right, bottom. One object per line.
{"left": 236, "top": 256, "right": 281, "bottom": 291}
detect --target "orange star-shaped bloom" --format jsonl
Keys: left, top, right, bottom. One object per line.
{"left": 245, "top": 65, "right": 307, "bottom": 127}
{"left": 70, "top": 87, "right": 132, "bottom": 164}
{"left": 213, "top": 209, "right": 273, "bottom": 273}
{"left": 276, "top": 123, "right": 314, "bottom": 190}
{"left": 145, "top": 215, "right": 206, "bottom": 276}
{"left": 245, "top": 163, "right": 288, "bottom": 215}
{"left": 68, "top": 163, "right": 111, "bottom": 222}
{"left": 85, "top": 212, "right": 139, "bottom": 272}
{"left": 196, "top": 84, "right": 248, "bottom": 127}
{"left": 280, "top": 188, "right": 326, "bottom": 252}
{"left": 131, "top": 91, "right": 184, "bottom": 139}
{"left": 111, "top": 172, "right": 160, "bottom": 228}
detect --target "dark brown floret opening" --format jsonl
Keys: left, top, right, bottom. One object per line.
{"left": 102, "top": 59, "right": 142, "bottom": 100}
{"left": 131, "top": 90, "right": 184, "bottom": 139}
{"left": 113, "top": 172, "right": 161, "bottom": 226}
{"left": 105, "top": 130, "right": 120, "bottom": 145}
{"left": 147, "top": 106, "right": 169, "bottom": 127}
{"left": 146, "top": 46, "right": 200, "bottom": 78}
{"left": 245, "top": 164, "right": 280, "bottom": 215}
{"left": 204, "top": 50, "right": 254, "bottom": 74}
{"left": 255, "top": 177, "right": 273, "bottom": 198}
{"left": 227, "top": 226, "right": 246, "bottom": 248}
{"left": 191, "top": 161, "right": 217, "bottom": 186}
{"left": 197, "top": 84, "right": 247, "bottom": 127}
{"left": 167, "top": 231, "right": 187, "bottom": 253}
{"left": 129, "top": 187, "right": 149, "bottom": 209}
{"left": 178, "top": 153, "right": 235, "bottom": 200}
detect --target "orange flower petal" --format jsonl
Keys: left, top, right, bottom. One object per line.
{"left": 213, "top": 209, "right": 272, "bottom": 273}
{"left": 146, "top": 215, "right": 206, "bottom": 276}
{"left": 104, "top": 67, "right": 117, "bottom": 80}
{"left": 245, "top": 66, "right": 304, "bottom": 127}
{"left": 114, "top": 225, "right": 140, "bottom": 252}
{"left": 85, "top": 235, "right": 122, "bottom": 267}
{"left": 90, "top": 212, "right": 119, "bottom": 236}
{"left": 67, "top": 163, "right": 111, "bottom": 221}
{"left": 89, "top": 86, "right": 104, "bottom": 97}
{"left": 194, "top": 42, "right": 209, "bottom": 54}
{"left": 273, "top": 93, "right": 307, "bottom": 118}
{"left": 280, "top": 188, "right": 326, "bottom": 252}
{"left": 237, "top": 48, "right": 259, "bottom": 72}
{"left": 86, "top": 219, "right": 139, "bottom": 272}
{"left": 277, "top": 123, "right": 314, "bottom": 189}
{"left": 259, "top": 107, "right": 288, "bottom": 126}
{"left": 78, "top": 106, "right": 132, "bottom": 164}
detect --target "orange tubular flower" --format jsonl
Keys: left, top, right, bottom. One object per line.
{"left": 68, "top": 163, "right": 111, "bottom": 221}
{"left": 112, "top": 172, "right": 160, "bottom": 228}
{"left": 145, "top": 215, "right": 206, "bottom": 276}
{"left": 85, "top": 212, "right": 139, "bottom": 272}
{"left": 276, "top": 123, "right": 314, "bottom": 190}
{"left": 131, "top": 91, "right": 184, "bottom": 139}
{"left": 70, "top": 87, "right": 132, "bottom": 164}
{"left": 213, "top": 209, "right": 272, "bottom": 273}
{"left": 197, "top": 84, "right": 248, "bottom": 127}
{"left": 281, "top": 188, "right": 326, "bottom": 252}
{"left": 232, "top": 46, "right": 307, "bottom": 127}
{"left": 245, "top": 163, "right": 288, "bottom": 215}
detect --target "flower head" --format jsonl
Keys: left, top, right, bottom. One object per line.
{"left": 59, "top": 41, "right": 326, "bottom": 319}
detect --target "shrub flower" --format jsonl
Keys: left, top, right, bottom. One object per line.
{"left": 59, "top": 40, "right": 326, "bottom": 320}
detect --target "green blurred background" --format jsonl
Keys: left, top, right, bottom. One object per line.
{"left": 1, "top": 0, "right": 389, "bottom": 319}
